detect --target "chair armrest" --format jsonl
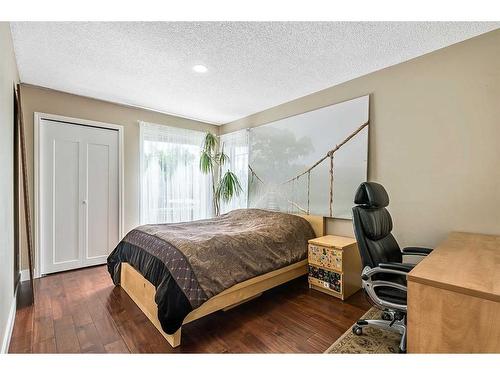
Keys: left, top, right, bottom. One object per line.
{"left": 361, "top": 263, "right": 412, "bottom": 280}
{"left": 402, "top": 246, "right": 433, "bottom": 256}
{"left": 378, "top": 262, "right": 415, "bottom": 273}
{"left": 360, "top": 265, "right": 409, "bottom": 311}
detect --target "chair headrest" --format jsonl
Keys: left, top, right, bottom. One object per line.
{"left": 354, "top": 182, "right": 389, "bottom": 208}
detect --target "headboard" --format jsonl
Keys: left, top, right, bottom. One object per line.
{"left": 296, "top": 214, "right": 325, "bottom": 237}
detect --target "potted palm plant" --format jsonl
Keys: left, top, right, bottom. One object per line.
{"left": 199, "top": 132, "right": 242, "bottom": 216}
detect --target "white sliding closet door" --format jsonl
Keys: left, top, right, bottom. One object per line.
{"left": 40, "top": 119, "right": 119, "bottom": 274}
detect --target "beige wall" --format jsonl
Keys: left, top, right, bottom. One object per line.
{"left": 0, "top": 22, "right": 20, "bottom": 352}
{"left": 19, "top": 85, "right": 218, "bottom": 269}
{"left": 221, "top": 29, "right": 500, "bottom": 248}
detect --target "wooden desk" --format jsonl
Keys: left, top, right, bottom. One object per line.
{"left": 407, "top": 232, "right": 500, "bottom": 353}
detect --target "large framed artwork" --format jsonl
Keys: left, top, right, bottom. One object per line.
{"left": 248, "top": 95, "right": 369, "bottom": 219}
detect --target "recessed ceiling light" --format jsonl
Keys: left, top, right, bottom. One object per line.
{"left": 192, "top": 64, "right": 208, "bottom": 73}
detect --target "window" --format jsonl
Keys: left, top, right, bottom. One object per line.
{"left": 219, "top": 129, "right": 249, "bottom": 214}
{"left": 140, "top": 122, "right": 211, "bottom": 224}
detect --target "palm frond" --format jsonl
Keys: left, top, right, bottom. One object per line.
{"left": 216, "top": 171, "right": 242, "bottom": 203}
{"left": 216, "top": 151, "right": 230, "bottom": 166}
{"left": 199, "top": 150, "right": 213, "bottom": 174}
{"left": 202, "top": 132, "right": 218, "bottom": 153}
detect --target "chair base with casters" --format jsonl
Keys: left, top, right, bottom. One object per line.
{"left": 352, "top": 263, "right": 413, "bottom": 352}
{"left": 353, "top": 309, "right": 407, "bottom": 353}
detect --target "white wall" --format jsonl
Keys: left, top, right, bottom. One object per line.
{"left": 0, "top": 22, "right": 19, "bottom": 352}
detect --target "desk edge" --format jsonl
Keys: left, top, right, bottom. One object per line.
{"left": 407, "top": 275, "right": 500, "bottom": 303}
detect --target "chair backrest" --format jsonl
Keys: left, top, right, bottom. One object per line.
{"left": 352, "top": 182, "right": 402, "bottom": 268}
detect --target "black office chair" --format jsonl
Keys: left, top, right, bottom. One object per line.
{"left": 351, "top": 182, "right": 432, "bottom": 353}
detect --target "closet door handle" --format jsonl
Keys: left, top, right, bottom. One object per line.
{"left": 82, "top": 199, "right": 88, "bottom": 205}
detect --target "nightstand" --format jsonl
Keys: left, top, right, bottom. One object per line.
{"left": 308, "top": 235, "right": 362, "bottom": 300}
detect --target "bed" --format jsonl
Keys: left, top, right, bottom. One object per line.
{"left": 107, "top": 209, "right": 325, "bottom": 347}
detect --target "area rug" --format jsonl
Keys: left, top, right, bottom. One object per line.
{"left": 324, "top": 307, "right": 401, "bottom": 354}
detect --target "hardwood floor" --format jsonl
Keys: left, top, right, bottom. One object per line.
{"left": 9, "top": 265, "right": 371, "bottom": 353}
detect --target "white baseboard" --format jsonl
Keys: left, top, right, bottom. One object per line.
{"left": 1, "top": 291, "right": 17, "bottom": 354}
{"left": 19, "top": 269, "right": 30, "bottom": 282}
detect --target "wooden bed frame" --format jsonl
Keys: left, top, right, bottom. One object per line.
{"left": 120, "top": 214, "right": 325, "bottom": 347}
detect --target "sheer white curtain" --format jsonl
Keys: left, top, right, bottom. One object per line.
{"left": 220, "top": 129, "right": 249, "bottom": 214}
{"left": 140, "top": 122, "right": 211, "bottom": 224}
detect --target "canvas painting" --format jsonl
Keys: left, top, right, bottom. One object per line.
{"left": 248, "top": 95, "right": 369, "bottom": 219}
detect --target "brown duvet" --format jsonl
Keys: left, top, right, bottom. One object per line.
{"left": 139, "top": 208, "right": 315, "bottom": 299}
{"left": 107, "top": 209, "right": 315, "bottom": 333}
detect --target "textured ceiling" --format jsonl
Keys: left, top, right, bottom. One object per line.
{"left": 10, "top": 22, "right": 499, "bottom": 125}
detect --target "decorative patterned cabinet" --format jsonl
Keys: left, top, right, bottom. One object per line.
{"left": 307, "top": 235, "right": 362, "bottom": 300}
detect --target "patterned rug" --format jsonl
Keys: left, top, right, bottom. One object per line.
{"left": 325, "top": 307, "right": 402, "bottom": 354}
